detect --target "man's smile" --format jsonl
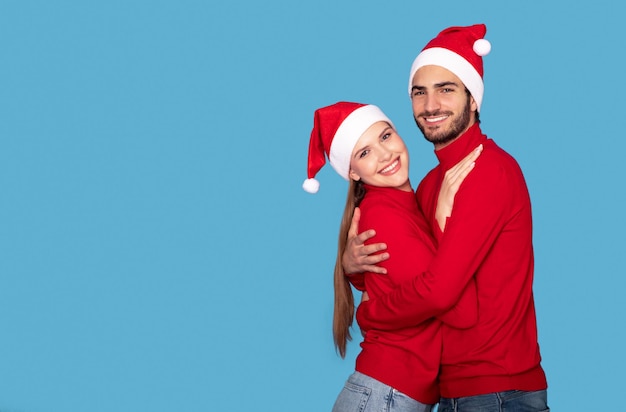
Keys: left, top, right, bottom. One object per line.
{"left": 424, "top": 115, "right": 449, "bottom": 123}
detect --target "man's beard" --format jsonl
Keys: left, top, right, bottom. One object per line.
{"left": 414, "top": 97, "right": 472, "bottom": 146}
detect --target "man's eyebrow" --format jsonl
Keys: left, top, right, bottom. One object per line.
{"left": 411, "top": 81, "right": 460, "bottom": 91}
{"left": 434, "top": 81, "right": 460, "bottom": 88}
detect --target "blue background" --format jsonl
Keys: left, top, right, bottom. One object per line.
{"left": 1, "top": 1, "right": 623, "bottom": 410}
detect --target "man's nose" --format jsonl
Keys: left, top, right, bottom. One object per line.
{"left": 424, "top": 93, "right": 440, "bottom": 113}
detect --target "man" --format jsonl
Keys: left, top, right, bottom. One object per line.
{"left": 343, "top": 24, "right": 549, "bottom": 411}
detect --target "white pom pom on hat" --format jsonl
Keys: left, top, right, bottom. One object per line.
{"left": 302, "top": 178, "right": 320, "bottom": 194}
{"left": 408, "top": 24, "right": 491, "bottom": 112}
{"left": 302, "top": 102, "right": 393, "bottom": 194}
{"left": 473, "top": 38, "right": 491, "bottom": 56}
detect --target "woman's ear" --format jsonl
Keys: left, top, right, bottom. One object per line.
{"left": 349, "top": 169, "right": 361, "bottom": 182}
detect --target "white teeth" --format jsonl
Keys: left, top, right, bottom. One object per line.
{"left": 381, "top": 160, "right": 399, "bottom": 173}
{"left": 425, "top": 115, "right": 447, "bottom": 123}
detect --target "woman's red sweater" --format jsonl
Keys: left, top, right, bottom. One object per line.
{"left": 352, "top": 184, "right": 476, "bottom": 403}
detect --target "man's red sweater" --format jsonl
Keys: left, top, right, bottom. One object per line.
{"left": 356, "top": 124, "right": 547, "bottom": 398}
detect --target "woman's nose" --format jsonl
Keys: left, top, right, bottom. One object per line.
{"left": 377, "top": 145, "right": 392, "bottom": 161}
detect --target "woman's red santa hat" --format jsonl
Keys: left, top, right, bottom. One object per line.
{"left": 302, "top": 102, "right": 394, "bottom": 194}
{"left": 408, "top": 23, "right": 491, "bottom": 112}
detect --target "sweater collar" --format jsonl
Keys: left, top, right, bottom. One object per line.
{"left": 363, "top": 184, "right": 416, "bottom": 206}
{"left": 434, "top": 123, "right": 487, "bottom": 168}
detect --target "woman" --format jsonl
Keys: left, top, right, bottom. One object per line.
{"left": 303, "top": 101, "right": 482, "bottom": 412}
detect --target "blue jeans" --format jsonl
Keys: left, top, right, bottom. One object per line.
{"left": 437, "top": 390, "right": 549, "bottom": 412}
{"left": 332, "top": 371, "right": 434, "bottom": 412}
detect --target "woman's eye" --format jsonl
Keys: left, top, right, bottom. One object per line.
{"left": 359, "top": 150, "right": 369, "bottom": 158}
{"left": 382, "top": 133, "right": 391, "bottom": 141}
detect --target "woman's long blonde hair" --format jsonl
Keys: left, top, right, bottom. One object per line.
{"left": 333, "top": 178, "right": 366, "bottom": 358}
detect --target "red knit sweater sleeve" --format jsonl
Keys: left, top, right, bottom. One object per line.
{"left": 415, "top": 195, "right": 478, "bottom": 329}
{"left": 357, "top": 153, "right": 513, "bottom": 330}
{"left": 358, "top": 197, "right": 430, "bottom": 287}
{"left": 436, "top": 277, "right": 477, "bottom": 329}
{"left": 346, "top": 273, "right": 366, "bottom": 291}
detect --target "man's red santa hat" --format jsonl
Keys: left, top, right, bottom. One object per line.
{"left": 408, "top": 23, "right": 491, "bottom": 112}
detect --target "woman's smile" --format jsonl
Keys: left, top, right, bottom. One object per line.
{"left": 379, "top": 158, "right": 401, "bottom": 175}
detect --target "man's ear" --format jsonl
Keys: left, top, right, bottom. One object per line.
{"left": 470, "top": 95, "right": 478, "bottom": 113}
{"left": 349, "top": 169, "right": 361, "bottom": 182}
